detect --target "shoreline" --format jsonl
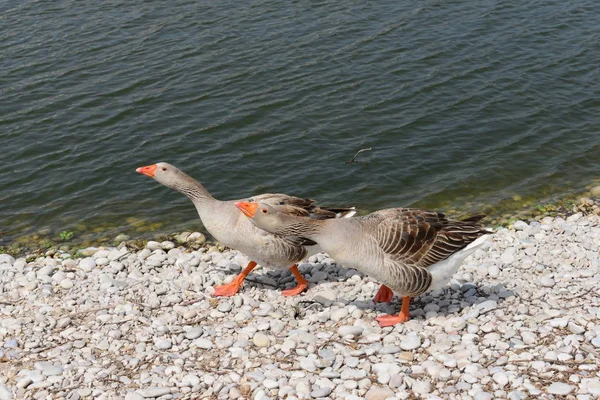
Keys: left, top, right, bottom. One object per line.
{"left": 3, "top": 186, "right": 600, "bottom": 259}
{"left": 1, "top": 201, "right": 600, "bottom": 398}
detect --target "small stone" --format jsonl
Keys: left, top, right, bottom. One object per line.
{"left": 568, "top": 322, "right": 585, "bottom": 334}
{"left": 546, "top": 382, "right": 573, "bottom": 395}
{"left": 114, "top": 233, "right": 131, "bottom": 243}
{"left": 125, "top": 393, "right": 145, "bottom": 400}
{"left": 37, "top": 265, "right": 54, "bottom": 276}
{"left": 445, "top": 317, "right": 467, "bottom": 333}
{"left": 539, "top": 276, "right": 555, "bottom": 288}
{"left": 583, "top": 378, "right": 600, "bottom": 395}
{"left": 57, "top": 317, "right": 71, "bottom": 329}
{"left": 247, "top": 371, "right": 265, "bottom": 382}
{"left": 412, "top": 380, "right": 431, "bottom": 395}
{"left": 0, "top": 385, "right": 12, "bottom": 400}
{"left": 474, "top": 392, "right": 493, "bottom": 400}
{"left": 493, "top": 371, "right": 509, "bottom": 388}
{"left": 338, "top": 326, "right": 363, "bottom": 337}
{"left": 400, "top": 334, "right": 421, "bottom": 350}
{"left": 313, "top": 292, "right": 337, "bottom": 306}
{"left": 185, "top": 327, "right": 203, "bottom": 340}
{"left": 521, "top": 331, "right": 536, "bottom": 345}
{"left": 160, "top": 241, "right": 175, "bottom": 250}
{"left": 378, "top": 345, "right": 401, "bottom": 355}
{"left": 194, "top": 338, "right": 213, "bottom": 349}
{"left": 145, "top": 241, "right": 161, "bottom": 250}
{"left": 300, "top": 358, "right": 316, "bottom": 372}
{"left": 343, "top": 380, "right": 358, "bottom": 390}
{"left": 0, "top": 254, "right": 15, "bottom": 265}
{"left": 311, "top": 387, "right": 332, "bottom": 398}
{"left": 330, "top": 308, "right": 348, "bottom": 322}
{"left": 182, "top": 374, "right": 200, "bottom": 386}
{"left": 34, "top": 362, "right": 63, "bottom": 376}
{"left": 96, "top": 339, "right": 109, "bottom": 350}
{"left": 79, "top": 257, "right": 96, "bottom": 272}
{"left": 591, "top": 337, "right": 600, "bottom": 348}
{"left": 513, "top": 221, "right": 528, "bottom": 231}
{"left": 296, "top": 381, "right": 312, "bottom": 395}
{"left": 154, "top": 338, "right": 172, "bottom": 350}
{"left": 217, "top": 301, "right": 232, "bottom": 313}
{"left": 263, "top": 379, "right": 279, "bottom": 389}
{"left": 364, "top": 386, "right": 395, "bottom": 400}
{"left": 297, "top": 331, "right": 317, "bottom": 344}
{"left": 340, "top": 369, "right": 367, "bottom": 380}
{"left": 95, "top": 257, "right": 109, "bottom": 266}
{"left": 488, "top": 264, "right": 500, "bottom": 277}
{"left": 59, "top": 278, "right": 74, "bottom": 289}
{"left": 136, "top": 387, "right": 171, "bottom": 397}
{"left": 591, "top": 186, "right": 600, "bottom": 197}
{"left": 476, "top": 300, "right": 498, "bottom": 314}
{"left": 397, "top": 352, "right": 414, "bottom": 362}
{"left": 345, "top": 356, "right": 360, "bottom": 368}
{"left": 16, "top": 377, "right": 32, "bottom": 389}
{"left": 165, "top": 365, "right": 181, "bottom": 376}
{"left": 188, "top": 232, "right": 206, "bottom": 244}
{"left": 253, "top": 333, "right": 270, "bottom": 348}
{"left": 309, "top": 271, "right": 328, "bottom": 283}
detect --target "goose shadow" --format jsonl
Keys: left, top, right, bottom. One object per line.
{"left": 216, "top": 264, "right": 513, "bottom": 322}
{"left": 293, "top": 282, "right": 514, "bottom": 322}
{"left": 222, "top": 261, "right": 374, "bottom": 292}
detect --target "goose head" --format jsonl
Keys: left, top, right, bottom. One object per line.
{"left": 136, "top": 162, "right": 184, "bottom": 189}
{"left": 235, "top": 201, "right": 280, "bottom": 231}
{"left": 235, "top": 201, "right": 320, "bottom": 237}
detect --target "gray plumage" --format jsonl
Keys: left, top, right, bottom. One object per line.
{"left": 138, "top": 162, "right": 355, "bottom": 270}
{"left": 243, "top": 204, "right": 490, "bottom": 298}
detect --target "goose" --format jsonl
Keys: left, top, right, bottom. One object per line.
{"left": 235, "top": 201, "right": 491, "bottom": 327}
{"left": 136, "top": 162, "right": 356, "bottom": 297}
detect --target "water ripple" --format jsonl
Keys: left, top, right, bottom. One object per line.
{"left": 1, "top": 0, "right": 600, "bottom": 243}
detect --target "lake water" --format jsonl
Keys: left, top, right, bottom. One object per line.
{"left": 1, "top": 0, "right": 600, "bottom": 246}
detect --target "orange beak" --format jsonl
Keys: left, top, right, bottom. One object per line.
{"left": 136, "top": 164, "right": 158, "bottom": 177}
{"left": 235, "top": 201, "right": 259, "bottom": 218}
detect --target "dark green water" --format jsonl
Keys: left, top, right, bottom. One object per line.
{"left": 1, "top": 0, "right": 600, "bottom": 246}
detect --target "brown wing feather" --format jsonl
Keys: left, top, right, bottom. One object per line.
{"left": 371, "top": 208, "right": 487, "bottom": 268}
{"left": 248, "top": 193, "right": 355, "bottom": 219}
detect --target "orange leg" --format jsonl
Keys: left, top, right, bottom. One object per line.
{"left": 281, "top": 264, "right": 308, "bottom": 297}
{"left": 375, "top": 296, "right": 411, "bottom": 327}
{"left": 374, "top": 285, "right": 394, "bottom": 303}
{"left": 213, "top": 261, "right": 257, "bottom": 296}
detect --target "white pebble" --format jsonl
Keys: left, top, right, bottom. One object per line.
{"left": 338, "top": 325, "right": 364, "bottom": 337}
{"left": 252, "top": 333, "right": 270, "bottom": 347}
{"left": 330, "top": 308, "right": 348, "bottom": 322}
{"left": 400, "top": 334, "right": 421, "bottom": 350}
{"left": 136, "top": 387, "right": 171, "bottom": 397}
{"left": 493, "top": 371, "right": 509, "bottom": 388}
{"left": 193, "top": 338, "right": 213, "bottom": 349}
{"left": 154, "top": 338, "right": 172, "bottom": 350}
{"left": 546, "top": 382, "right": 573, "bottom": 395}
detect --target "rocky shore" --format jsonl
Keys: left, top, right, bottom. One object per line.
{"left": 1, "top": 212, "right": 600, "bottom": 400}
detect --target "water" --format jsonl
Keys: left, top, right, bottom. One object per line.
{"left": 1, "top": 0, "right": 600, "bottom": 246}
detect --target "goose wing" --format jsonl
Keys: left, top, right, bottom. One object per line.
{"left": 247, "top": 193, "right": 356, "bottom": 219}
{"left": 370, "top": 208, "right": 487, "bottom": 268}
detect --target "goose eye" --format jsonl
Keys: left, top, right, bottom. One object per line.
{"left": 261, "top": 208, "right": 268, "bottom": 214}
{"left": 162, "top": 167, "right": 167, "bottom": 171}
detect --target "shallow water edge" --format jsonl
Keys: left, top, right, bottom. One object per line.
{"left": 3, "top": 182, "right": 600, "bottom": 258}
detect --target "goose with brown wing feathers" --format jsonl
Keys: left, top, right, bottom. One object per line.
{"left": 236, "top": 201, "right": 491, "bottom": 327}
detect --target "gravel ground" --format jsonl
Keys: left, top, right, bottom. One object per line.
{"left": 1, "top": 213, "right": 600, "bottom": 400}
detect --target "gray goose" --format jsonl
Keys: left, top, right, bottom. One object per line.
{"left": 136, "top": 162, "right": 355, "bottom": 296}
{"left": 236, "top": 201, "right": 491, "bottom": 327}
